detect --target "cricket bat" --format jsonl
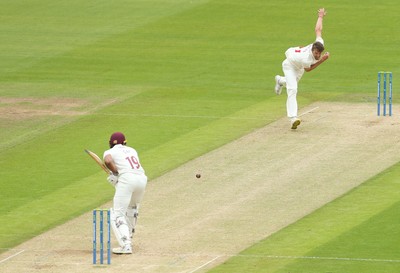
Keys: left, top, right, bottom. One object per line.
{"left": 84, "top": 149, "right": 110, "bottom": 175}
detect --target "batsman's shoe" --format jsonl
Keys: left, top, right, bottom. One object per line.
{"left": 274, "top": 75, "right": 283, "bottom": 95}
{"left": 291, "top": 118, "right": 301, "bottom": 130}
{"left": 112, "top": 245, "right": 132, "bottom": 254}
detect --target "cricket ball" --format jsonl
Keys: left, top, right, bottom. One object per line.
{"left": 196, "top": 174, "right": 201, "bottom": 179}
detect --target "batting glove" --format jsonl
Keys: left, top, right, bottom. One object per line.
{"left": 107, "top": 174, "right": 118, "bottom": 187}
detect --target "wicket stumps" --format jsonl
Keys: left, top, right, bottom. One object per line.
{"left": 93, "top": 209, "right": 111, "bottom": 265}
{"left": 377, "top": 71, "right": 393, "bottom": 116}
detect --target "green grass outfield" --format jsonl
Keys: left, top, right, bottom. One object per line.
{"left": 209, "top": 163, "right": 400, "bottom": 272}
{"left": 0, "top": 0, "right": 399, "bottom": 272}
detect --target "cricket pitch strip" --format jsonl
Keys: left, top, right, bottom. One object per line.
{"left": 1, "top": 102, "right": 400, "bottom": 273}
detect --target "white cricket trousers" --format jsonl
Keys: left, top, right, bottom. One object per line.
{"left": 113, "top": 173, "right": 147, "bottom": 241}
{"left": 114, "top": 173, "right": 147, "bottom": 217}
{"left": 281, "top": 59, "right": 305, "bottom": 118}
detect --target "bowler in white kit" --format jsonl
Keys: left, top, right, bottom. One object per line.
{"left": 274, "top": 8, "right": 330, "bottom": 129}
{"left": 103, "top": 132, "right": 147, "bottom": 254}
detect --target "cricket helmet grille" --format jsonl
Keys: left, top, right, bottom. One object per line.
{"left": 109, "top": 132, "right": 127, "bottom": 148}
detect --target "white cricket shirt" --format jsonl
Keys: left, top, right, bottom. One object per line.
{"left": 103, "top": 144, "right": 145, "bottom": 175}
{"left": 284, "top": 37, "right": 324, "bottom": 70}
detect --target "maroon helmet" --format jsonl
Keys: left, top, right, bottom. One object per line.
{"left": 109, "top": 132, "right": 127, "bottom": 148}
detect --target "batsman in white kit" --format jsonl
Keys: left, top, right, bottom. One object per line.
{"left": 103, "top": 132, "right": 147, "bottom": 254}
{"left": 274, "top": 8, "right": 330, "bottom": 129}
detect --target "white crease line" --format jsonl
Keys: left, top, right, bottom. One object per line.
{"left": 234, "top": 254, "right": 400, "bottom": 263}
{"left": 187, "top": 255, "right": 220, "bottom": 273}
{"left": 0, "top": 250, "right": 25, "bottom": 264}
{"left": 0, "top": 252, "right": 398, "bottom": 267}
{"left": 95, "top": 113, "right": 275, "bottom": 121}
{"left": 93, "top": 107, "right": 321, "bottom": 121}
{"left": 299, "top": 106, "right": 320, "bottom": 117}
{"left": 1, "top": 249, "right": 397, "bottom": 264}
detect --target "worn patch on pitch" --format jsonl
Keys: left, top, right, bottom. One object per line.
{"left": 0, "top": 97, "right": 89, "bottom": 120}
